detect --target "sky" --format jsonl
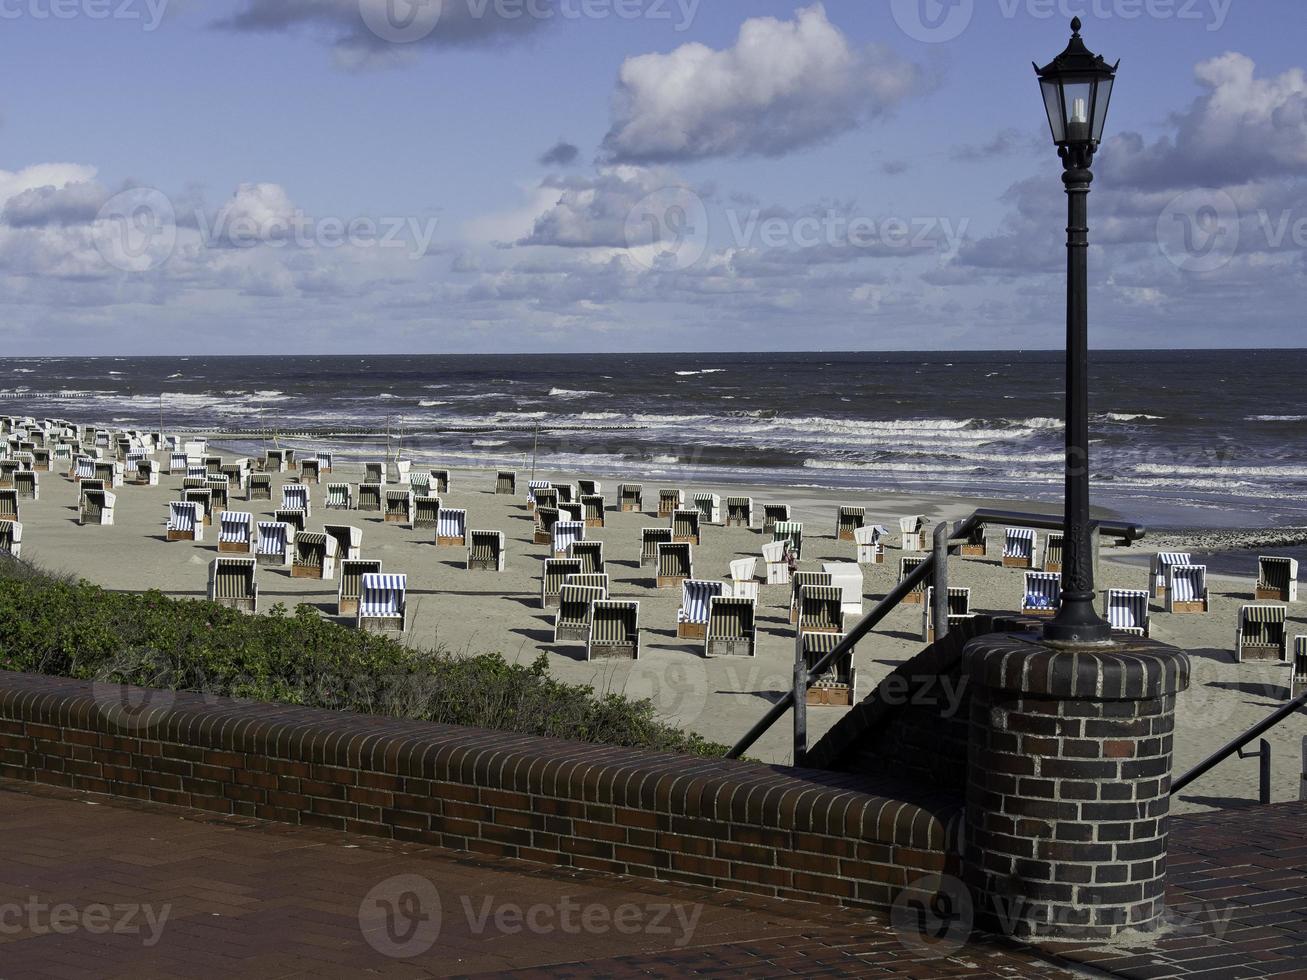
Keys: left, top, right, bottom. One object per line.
{"left": 2, "top": 0, "right": 1305, "bottom": 353}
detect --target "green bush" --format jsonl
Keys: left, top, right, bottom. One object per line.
{"left": 0, "top": 557, "right": 728, "bottom": 757}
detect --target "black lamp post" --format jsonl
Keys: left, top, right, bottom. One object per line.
{"left": 1036, "top": 18, "right": 1118, "bottom": 645}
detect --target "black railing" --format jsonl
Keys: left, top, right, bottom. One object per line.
{"left": 1171, "top": 688, "right": 1307, "bottom": 800}
{"left": 728, "top": 507, "right": 1147, "bottom": 763}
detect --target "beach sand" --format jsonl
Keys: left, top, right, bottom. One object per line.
{"left": 12, "top": 451, "right": 1306, "bottom": 814}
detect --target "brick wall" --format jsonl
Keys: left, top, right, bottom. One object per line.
{"left": 0, "top": 671, "right": 961, "bottom": 912}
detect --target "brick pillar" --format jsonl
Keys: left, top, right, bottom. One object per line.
{"left": 963, "top": 631, "right": 1189, "bottom": 941}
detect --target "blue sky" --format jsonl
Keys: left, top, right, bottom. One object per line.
{"left": 2, "top": 0, "right": 1305, "bottom": 352}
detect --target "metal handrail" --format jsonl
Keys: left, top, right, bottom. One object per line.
{"left": 726, "top": 507, "right": 1147, "bottom": 761}
{"left": 1171, "top": 688, "right": 1307, "bottom": 797}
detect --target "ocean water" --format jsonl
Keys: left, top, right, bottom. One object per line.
{"left": 3, "top": 350, "right": 1305, "bottom": 530}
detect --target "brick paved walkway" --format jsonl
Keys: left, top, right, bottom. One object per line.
{"left": 1, "top": 779, "right": 1304, "bottom": 978}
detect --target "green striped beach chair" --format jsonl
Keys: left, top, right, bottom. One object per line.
{"left": 356, "top": 483, "right": 383, "bottom": 513}
{"left": 899, "top": 555, "right": 928, "bottom": 605}
{"left": 385, "top": 489, "right": 414, "bottom": 526}
{"left": 586, "top": 600, "right": 640, "bottom": 661}
{"left": 13, "top": 471, "right": 37, "bottom": 501}
{"left": 274, "top": 508, "right": 306, "bottom": 534}
{"left": 835, "top": 506, "right": 865, "bottom": 542}
{"left": 533, "top": 506, "right": 562, "bottom": 545}
{"left": 725, "top": 496, "right": 753, "bottom": 528}
{"left": 325, "top": 482, "right": 353, "bottom": 510}
{"left": 337, "top": 559, "right": 382, "bottom": 618}
{"left": 184, "top": 488, "right": 213, "bottom": 526}
{"left": 922, "top": 587, "right": 973, "bottom": 643}
{"left": 1237, "top": 605, "right": 1288, "bottom": 663}
{"left": 762, "top": 504, "right": 790, "bottom": 534}
{"left": 656, "top": 542, "right": 693, "bottom": 589}
{"left": 1292, "top": 636, "right": 1307, "bottom": 699}
{"left": 773, "top": 521, "right": 803, "bottom": 560}
{"left": 640, "top": 528, "right": 671, "bottom": 567}
{"left": 1043, "top": 532, "right": 1065, "bottom": 573}
{"left": 789, "top": 571, "right": 833, "bottom": 625}
{"left": 363, "top": 462, "right": 385, "bottom": 486}
{"left": 467, "top": 530, "right": 505, "bottom": 572}
{"left": 555, "top": 584, "right": 607, "bottom": 643}
{"left": 797, "top": 585, "right": 844, "bottom": 637}
{"left": 540, "top": 558, "right": 582, "bottom": 609}
{"left": 799, "top": 631, "right": 856, "bottom": 707}
{"left": 658, "top": 489, "right": 684, "bottom": 518}
{"left": 671, "top": 509, "right": 701, "bottom": 545}
{"left": 705, "top": 596, "right": 756, "bottom": 658}
{"left": 581, "top": 494, "right": 606, "bottom": 528}
{"left": 208, "top": 557, "right": 258, "bottom": 614}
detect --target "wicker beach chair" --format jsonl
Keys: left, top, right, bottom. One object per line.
{"left": 0, "top": 460, "right": 20, "bottom": 489}
{"left": 533, "top": 506, "right": 561, "bottom": 545}
{"left": 581, "top": 494, "right": 606, "bottom": 528}
{"left": 725, "top": 496, "right": 753, "bottom": 528}
{"left": 325, "top": 482, "right": 353, "bottom": 510}
{"left": 184, "top": 487, "right": 214, "bottom": 522}
{"left": 677, "top": 580, "right": 726, "bottom": 640}
{"left": 900, "top": 555, "right": 928, "bottom": 606}
{"left": 467, "top": 530, "right": 505, "bottom": 572}
{"left": 357, "top": 483, "right": 383, "bottom": 513}
{"left": 800, "top": 631, "right": 856, "bottom": 707}
{"left": 789, "top": 572, "right": 834, "bottom": 625}
{"left": 619, "top": 483, "right": 643, "bottom": 513}
{"left": 586, "top": 600, "right": 640, "bottom": 661}
{"left": 762, "top": 540, "right": 790, "bottom": 585}
{"left": 1150, "top": 552, "right": 1192, "bottom": 600}
{"left": 292, "top": 531, "right": 338, "bottom": 581}
{"left": 94, "top": 461, "right": 124, "bottom": 488}
{"left": 773, "top": 522, "right": 803, "bottom": 561}
{"left": 496, "top": 471, "right": 517, "bottom": 495}
{"left": 729, "top": 557, "right": 757, "bottom": 588}
{"left": 821, "top": 562, "right": 865, "bottom": 619}
{"left": 263, "top": 449, "right": 287, "bottom": 474}
{"left": 363, "top": 462, "right": 385, "bottom": 486}
{"left": 671, "top": 509, "right": 701, "bottom": 545}
{"left": 218, "top": 511, "right": 255, "bottom": 555}
{"left": 133, "top": 459, "right": 159, "bottom": 487}
{"left": 13, "top": 471, "right": 36, "bottom": 501}
{"left": 1256, "top": 557, "right": 1299, "bottom": 603}
{"left": 315, "top": 453, "right": 333, "bottom": 474}
{"left": 541, "top": 558, "right": 582, "bottom": 609}
{"left": 552, "top": 483, "right": 575, "bottom": 505}
{"left": 337, "top": 559, "right": 382, "bottom": 617}
{"left": 1004, "top": 528, "right": 1038, "bottom": 569}
{"left": 558, "top": 501, "right": 583, "bottom": 523}
{"left": 167, "top": 501, "right": 202, "bottom": 542}
{"left": 413, "top": 495, "right": 441, "bottom": 529}
{"left": 324, "top": 524, "right": 363, "bottom": 562}
{"left": 436, "top": 508, "right": 467, "bottom": 547}
{"left": 1023, "top": 572, "right": 1062, "bottom": 617}
{"left": 960, "top": 525, "right": 988, "bottom": 558}
{"left": 798, "top": 585, "right": 845, "bottom": 636}
{"left": 555, "top": 584, "right": 607, "bottom": 644}
{"left": 568, "top": 540, "right": 604, "bottom": 576}
{"left": 73, "top": 456, "right": 96, "bottom": 483}
{"left": 247, "top": 473, "right": 273, "bottom": 502}
{"left": 658, "top": 489, "right": 684, "bottom": 519}
{"left": 1105, "top": 589, "right": 1150, "bottom": 637}
{"left": 408, "top": 471, "right": 431, "bottom": 497}
{"left": 900, "top": 516, "right": 927, "bottom": 553}
{"left": 762, "top": 504, "right": 790, "bottom": 534}
{"left": 166, "top": 451, "right": 188, "bottom": 475}
{"left": 204, "top": 478, "right": 230, "bottom": 514}
{"left": 577, "top": 479, "right": 601, "bottom": 497}
{"left": 854, "top": 524, "right": 888, "bottom": 565}
{"left": 429, "top": 469, "right": 451, "bottom": 494}
{"left": 300, "top": 458, "right": 320, "bottom": 485}
{"left": 526, "top": 480, "right": 551, "bottom": 511}
{"left": 0, "top": 520, "right": 21, "bottom": 559}
{"left": 384, "top": 489, "right": 414, "bottom": 527}
{"left": 835, "top": 506, "right": 865, "bottom": 542}
{"left": 388, "top": 459, "right": 410, "bottom": 486}
{"left": 1043, "top": 532, "right": 1065, "bottom": 573}
{"left": 1166, "top": 564, "right": 1209, "bottom": 614}
{"left": 691, "top": 492, "right": 721, "bottom": 525}
{"left": 922, "top": 587, "right": 973, "bottom": 643}
{"left": 1237, "top": 605, "right": 1288, "bottom": 663}
{"left": 79, "top": 490, "right": 116, "bottom": 527}
{"left": 705, "top": 597, "right": 756, "bottom": 658}
{"left": 255, "top": 521, "right": 292, "bottom": 566}
{"left": 274, "top": 508, "right": 306, "bottom": 534}
{"left": 656, "top": 542, "right": 693, "bottom": 589}
{"left": 640, "top": 528, "right": 672, "bottom": 567}
{"left": 208, "top": 558, "right": 258, "bottom": 614}
{"left": 358, "top": 573, "right": 406, "bottom": 633}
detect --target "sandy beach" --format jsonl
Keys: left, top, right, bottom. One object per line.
{"left": 10, "top": 447, "right": 1306, "bottom": 814}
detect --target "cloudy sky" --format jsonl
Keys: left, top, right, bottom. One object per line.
{"left": 3, "top": 0, "right": 1305, "bottom": 353}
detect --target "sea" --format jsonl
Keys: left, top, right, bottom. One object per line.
{"left": 3, "top": 350, "right": 1305, "bottom": 531}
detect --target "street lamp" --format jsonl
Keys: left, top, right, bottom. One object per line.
{"left": 1035, "top": 17, "right": 1118, "bottom": 645}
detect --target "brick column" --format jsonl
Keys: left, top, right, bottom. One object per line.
{"left": 963, "top": 631, "right": 1189, "bottom": 941}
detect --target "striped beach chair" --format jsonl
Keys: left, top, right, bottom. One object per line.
{"left": 705, "top": 596, "right": 755, "bottom": 658}
{"left": 762, "top": 540, "right": 790, "bottom": 585}
{"left": 581, "top": 494, "right": 606, "bottom": 528}
{"left": 1150, "top": 552, "right": 1192, "bottom": 600}
{"left": 677, "top": 580, "right": 725, "bottom": 640}
{"left": 533, "top": 506, "right": 561, "bottom": 545}
{"left": 555, "top": 584, "right": 607, "bottom": 643}
{"left": 29, "top": 448, "right": 50, "bottom": 472}
{"left": 208, "top": 558, "right": 258, "bottom": 614}
{"left": 558, "top": 501, "right": 583, "bottom": 523}
{"left": 671, "top": 509, "right": 701, "bottom": 545}
{"left": 337, "top": 559, "right": 383, "bottom": 617}
{"left": 467, "top": 530, "right": 505, "bottom": 572}
{"left": 0, "top": 520, "right": 21, "bottom": 559}
{"left": 299, "top": 458, "right": 320, "bottom": 485}
{"left": 835, "top": 506, "right": 865, "bottom": 542}
{"left": 255, "top": 521, "right": 292, "bottom": 566}
{"left": 773, "top": 521, "right": 803, "bottom": 561}
{"left": 1256, "top": 557, "right": 1299, "bottom": 603}
{"left": 552, "top": 520, "right": 585, "bottom": 558}
{"left": 274, "top": 508, "right": 306, "bottom": 534}
{"left": 586, "top": 600, "right": 640, "bottom": 661}
{"left": 205, "top": 478, "right": 230, "bottom": 514}
{"left": 408, "top": 471, "right": 430, "bottom": 497}
{"left": 167, "top": 501, "right": 202, "bottom": 542}
{"left": 263, "top": 449, "right": 287, "bottom": 473}
{"left": 619, "top": 484, "right": 643, "bottom": 513}
{"left": 218, "top": 511, "right": 254, "bottom": 555}
{"left": 725, "top": 496, "right": 753, "bottom": 528}
{"left": 1237, "top": 605, "right": 1288, "bottom": 663}
{"left": 900, "top": 555, "right": 928, "bottom": 606}
{"left": 577, "top": 479, "right": 601, "bottom": 497}
{"left": 73, "top": 456, "right": 96, "bottom": 483}
{"left": 429, "top": 469, "right": 451, "bottom": 494}
{"left": 53, "top": 444, "right": 73, "bottom": 470}
{"left": 166, "top": 451, "right": 188, "bottom": 475}
{"left": 324, "top": 524, "right": 363, "bottom": 562}
{"left": 1292, "top": 636, "right": 1307, "bottom": 699}
{"left": 281, "top": 483, "right": 311, "bottom": 517}
{"left": 900, "top": 516, "right": 927, "bottom": 553}
{"left": 798, "top": 585, "right": 844, "bottom": 636}
{"left": 658, "top": 489, "right": 684, "bottom": 519}
{"left": 185, "top": 464, "right": 208, "bottom": 483}
{"left": 203, "top": 455, "right": 223, "bottom": 478}
{"left": 133, "top": 459, "right": 159, "bottom": 487}
{"left": 356, "top": 482, "right": 383, "bottom": 513}
{"left": 1105, "top": 589, "right": 1150, "bottom": 637}
{"left": 1004, "top": 528, "right": 1038, "bottom": 569}
{"left": 552, "top": 483, "right": 575, "bottom": 505}
{"left": 363, "top": 462, "right": 385, "bottom": 486}
{"left": 13, "top": 471, "right": 36, "bottom": 501}
{"left": 656, "top": 542, "right": 693, "bottom": 589}
{"left": 526, "top": 480, "right": 551, "bottom": 511}
{"left": 566, "top": 572, "right": 610, "bottom": 594}
{"left": 247, "top": 473, "right": 273, "bottom": 502}
{"left": 436, "top": 508, "right": 467, "bottom": 547}
{"left": 358, "top": 573, "right": 407, "bottom": 633}
{"left": 541, "top": 558, "right": 582, "bottom": 609}
{"left": 315, "top": 452, "right": 333, "bottom": 474}
{"left": 1043, "top": 532, "right": 1065, "bottom": 574}
{"left": 1023, "top": 572, "right": 1062, "bottom": 617}
{"left": 692, "top": 492, "right": 721, "bottom": 525}
{"left": 292, "top": 531, "right": 338, "bottom": 581}
{"left": 384, "top": 489, "right": 414, "bottom": 527}
{"left": 1167, "top": 564, "right": 1209, "bottom": 614}
{"left": 800, "top": 632, "right": 856, "bottom": 707}
{"left": 762, "top": 504, "right": 790, "bottom": 534}
{"left": 789, "top": 572, "right": 834, "bottom": 625}
{"left": 569, "top": 540, "right": 604, "bottom": 576}
{"left": 855, "top": 524, "right": 887, "bottom": 565}
{"left": 496, "top": 471, "right": 517, "bottom": 495}
{"left": 922, "top": 587, "right": 974, "bottom": 643}
{"left": 0, "top": 460, "right": 18, "bottom": 489}
{"left": 325, "top": 482, "right": 353, "bottom": 510}
{"left": 413, "top": 495, "right": 441, "bottom": 529}
{"left": 94, "top": 461, "right": 124, "bottom": 488}
{"left": 534, "top": 488, "right": 560, "bottom": 518}
{"left": 220, "top": 460, "right": 248, "bottom": 491}
{"left": 961, "top": 525, "right": 988, "bottom": 558}
{"left": 640, "top": 528, "right": 672, "bottom": 567}
{"left": 79, "top": 490, "right": 114, "bottom": 528}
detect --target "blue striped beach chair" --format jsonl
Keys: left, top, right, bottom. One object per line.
{"left": 541, "top": 558, "right": 583, "bottom": 609}
{"left": 619, "top": 484, "right": 643, "bottom": 513}
{"left": 358, "top": 573, "right": 407, "bottom": 633}
{"left": 280, "top": 483, "right": 311, "bottom": 517}
{"left": 1166, "top": 564, "right": 1209, "bottom": 614}
{"left": 436, "top": 508, "right": 467, "bottom": 546}
{"left": 855, "top": 524, "right": 888, "bottom": 565}
{"left": 552, "top": 520, "right": 585, "bottom": 558}
{"left": 52, "top": 444, "right": 73, "bottom": 470}
{"left": 292, "top": 531, "right": 338, "bottom": 581}
{"left": 568, "top": 539, "right": 604, "bottom": 576}
{"left": 124, "top": 451, "right": 145, "bottom": 473}
{"left": 325, "top": 482, "right": 352, "bottom": 510}
{"left": 922, "top": 587, "right": 974, "bottom": 643}
{"left": 789, "top": 571, "right": 834, "bottom": 625}
{"left": 324, "top": 524, "right": 362, "bottom": 562}
{"left": 255, "top": 521, "right": 291, "bottom": 566}
{"left": 167, "top": 500, "right": 202, "bottom": 542}
{"left": 555, "top": 584, "right": 607, "bottom": 643}
{"left": 836, "top": 506, "right": 865, "bottom": 541}
{"left": 1023, "top": 572, "right": 1062, "bottom": 617}
{"left": 74, "top": 456, "right": 96, "bottom": 482}
{"left": 900, "top": 555, "right": 928, "bottom": 606}
{"left": 208, "top": 557, "right": 258, "bottom": 614}
{"left": 656, "top": 542, "right": 693, "bottom": 589}
{"left": 385, "top": 489, "right": 414, "bottom": 526}
{"left": 762, "top": 504, "right": 790, "bottom": 534}
{"left": 586, "top": 600, "right": 640, "bottom": 661}
{"left": 356, "top": 483, "right": 383, "bottom": 513}
{"left": 337, "top": 559, "right": 382, "bottom": 618}
{"left": 640, "top": 528, "right": 672, "bottom": 567}
{"left": 798, "top": 585, "right": 845, "bottom": 637}
{"left": 316, "top": 452, "right": 333, "bottom": 474}
{"left": 1043, "top": 532, "right": 1065, "bottom": 573}
{"left": 705, "top": 596, "right": 756, "bottom": 658}
{"left": 247, "top": 473, "right": 273, "bottom": 502}
{"left": 799, "top": 631, "right": 856, "bottom": 707}
{"left": 496, "top": 471, "right": 516, "bottom": 495}
{"left": 725, "top": 496, "right": 753, "bottom": 528}
{"left": 185, "top": 463, "right": 208, "bottom": 483}
{"left": 1105, "top": 589, "right": 1150, "bottom": 637}
{"left": 467, "top": 530, "right": 505, "bottom": 572}
{"left": 166, "top": 451, "right": 187, "bottom": 475}
{"left": 1150, "top": 552, "right": 1192, "bottom": 599}
{"left": 581, "top": 494, "right": 606, "bottom": 528}
{"left": 1237, "top": 605, "right": 1288, "bottom": 663}
{"left": 1004, "top": 528, "right": 1038, "bottom": 569}
{"left": 1257, "top": 556, "right": 1299, "bottom": 603}
{"left": 0, "top": 519, "right": 21, "bottom": 559}
{"left": 218, "top": 511, "right": 254, "bottom": 554}
{"left": 671, "top": 509, "right": 701, "bottom": 545}
{"left": 677, "top": 580, "right": 725, "bottom": 640}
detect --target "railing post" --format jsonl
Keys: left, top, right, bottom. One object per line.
{"left": 1239, "top": 739, "right": 1272, "bottom": 804}
{"left": 932, "top": 521, "right": 951, "bottom": 643}
{"left": 792, "top": 651, "right": 808, "bottom": 767}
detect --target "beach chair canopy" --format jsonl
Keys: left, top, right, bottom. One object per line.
{"left": 1152, "top": 552, "right": 1192, "bottom": 590}
{"left": 1024, "top": 572, "right": 1062, "bottom": 611}
{"left": 707, "top": 596, "right": 755, "bottom": 639}
{"left": 359, "top": 574, "right": 406, "bottom": 618}
{"left": 219, "top": 511, "right": 253, "bottom": 543}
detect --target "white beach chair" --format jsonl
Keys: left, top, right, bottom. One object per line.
{"left": 218, "top": 511, "right": 255, "bottom": 555}
{"left": 1023, "top": 572, "right": 1062, "bottom": 617}
{"left": 292, "top": 531, "right": 339, "bottom": 581}
{"left": 388, "top": 458, "right": 411, "bottom": 486}
{"left": 762, "top": 540, "right": 789, "bottom": 585}
{"left": 821, "top": 562, "right": 864, "bottom": 619}
{"left": 541, "top": 558, "right": 583, "bottom": 609}
{"left": 208, "top": 557, "right": 258, "bottom": 614}
{"left": 729, "top": 557, "right": 757, "bottom": 588}
{"left": 1004, "top": 528, "right": 1039, "bottom": 569}
{"left": 1166, "top": 564, "right": 1209, "bottom": 614}
{"left": 555, "top": 584, "right": 607, "bottom": 644}
{"left": 337, "top": 559, "right": 383, "bottom": 618}
{"left": 166, "top": 501, "right": 202, "bottom": 541}
{"left": 1150, "top": 552, "right": 1192, "bottom": 600}
{"left": 468, "top": 530, "right": 506, "bottom": 572}
{"left": 1237, "top": 605, "right": 1288, "bottom": 663}
{"left": 1105, "top": 589, "right": 1150, "bottom": 637}
{"left": 640, "top": 528, "right": 672, "bottom": 567}
{"left": 656, "top": 542, "right": 693, "bottom": 589}
{"left": 1256, "top": 557, "right": 1299, "bottom": 603}
{"left": 0, "top": 520, "right": 22, "bottom": 559}
{"left": 255, "top": 521, "right": 292, "bottom": 566}
{"left": 677, "top": 580, "right": 726, "bottom": 640}
{"left": 705, "top": 596, "right": 756, "bottom": 658}
{"left": 835, "top": 506, "right": 865, "bottom": 542}
{"left": 725, "top": 496, "right": 753, "bottom": 528}
{"left": 551, "top": 520, "right": 586, "bottom": 558}
{"left": 324, "top": 524, "right": 363, "bottom": 562}
{"left": 358, "top": 573, "right": 407, "bottom": 633}
{"left": 854, "top": 524, "right": 888, "bottom": 565}
{"left": 900, "top": 516, "right": 927, "bottom": 553}
{"left": 586, "top": 600, "right": 640, "bottom": 661}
